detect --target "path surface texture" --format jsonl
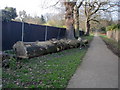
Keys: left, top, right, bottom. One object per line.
{"left": 67, "top": 34, "right": 118, "bottom": 88}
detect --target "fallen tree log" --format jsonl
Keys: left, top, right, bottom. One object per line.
{"left": 13, "top": 39, "right": 86, "bottom": 59}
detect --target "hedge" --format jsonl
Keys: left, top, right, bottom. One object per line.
{"left": 106, "top": 24, "right": 120, "bottom": 31}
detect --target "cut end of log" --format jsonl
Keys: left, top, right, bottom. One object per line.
{"left": 13, "top": 41, "right": 28, "bottom": 58}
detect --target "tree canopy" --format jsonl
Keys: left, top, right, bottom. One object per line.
{"left": 15, "top": 10, "right": 46, "bottom": 25}
{"left": 1, "top": 7, "right": 17, "bottom": 21}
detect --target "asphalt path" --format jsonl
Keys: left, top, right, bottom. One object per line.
{"left": 67, "top": 34, "right": 118, "bottom": 88}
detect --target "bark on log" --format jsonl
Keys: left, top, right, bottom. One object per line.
{"left": 13, "top": 39, "right": 86, "bottom": 59}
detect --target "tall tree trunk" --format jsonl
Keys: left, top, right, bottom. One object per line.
{"left": 64, "top": 2, "right": 76, "bottom": 39}
{"left": 74, "top": 5, "right": 79, "bottom": 38}
{"left": 85, "top": 20, "right": 90, "bottom": 36}
{"left": 65, "top": 23, "right": 75, "bottom": 39}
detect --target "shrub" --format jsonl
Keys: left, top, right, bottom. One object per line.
{"left": 115, "top": 24, "right": 120, "bottom": 30}
{"left": 106, "top": 24, "right": 120, "bottom": 31}
{"left": 100, "top": 27, "right": 106, "bottom": 34}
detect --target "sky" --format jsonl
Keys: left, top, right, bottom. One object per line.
{"left": 0, "top": 0, "right": 118, "bottom": 20}
{"left": 0, "top": 0, "right": 61, "bottom": 17}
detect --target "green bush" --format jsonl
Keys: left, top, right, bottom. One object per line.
{"left": 106, "top": 24, "right": 120, "bottom": 31}
{"left": 115, "top": 24, "right": 120, "bottom": 30}
{"left": 100, "top": 27, "right": 106, "bottom": 34}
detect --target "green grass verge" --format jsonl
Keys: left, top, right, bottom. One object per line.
{"left": 82, "top": 35, "right": 94, "bottom": 42}
{"left": 3, "top": 48, "right": 87, "bottom": 88}
{"left": 0, "top": 68, "right": 1, "bottom": 80}
{"left": 2, "top": 36, "right": 94, "bottom": 88}
{"left": 100, "top": 34, "right": 120, "bottom": 57}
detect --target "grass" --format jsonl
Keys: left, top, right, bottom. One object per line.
{"left": 100, "top": 34, "right": 120, "bottom": 57}
{"left": 0, "top": 68, "right": 1, "bottom": 80}
{"left": 2, "top": 36, "right": 94, "bottom": 88}
{"left": 82, "top": 35, "right": 94, "bottom": 42}
{"left": 0, "top": 68, "right": 1, "bottom": 77}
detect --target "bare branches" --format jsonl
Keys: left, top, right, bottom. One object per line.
{"left": 77, "top": 0, "right": 84, "bottom": 8}
{"left": 47, "top": 0, "right": 60, "bottom": 8}
{"left": 82, "top": 1, "right": 101, "bottom": 19}
{"left": 89, "top": 19, "right": 100, "bottom": 23}
{"left": 99, "top": 3, "right": 119, "bottom": 12}
{"left": 84, "top": 2, "right": 88, "bottom": 17}
{"left": 99, "top": 9, "right": 118, "bottom": 12}
{"left": 42, "top": 0, "right": 60, "bottom": 9}
{"left": 89, "top": 3, "right": 102, "bottom": 16}
{"left": 82, "top": 0, "right": 118, "bottom": 21}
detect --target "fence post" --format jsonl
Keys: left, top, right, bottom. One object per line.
{"left": 22, "top": 21, "right": 24, "bottom": 42}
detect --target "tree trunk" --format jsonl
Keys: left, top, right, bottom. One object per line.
{"left": 64, "top": 2, "right": 76, "bottom": 39}
{"left": 74, "top": 5, "right": 80, "bottom": 38}
{"left": 65, "top": 24, "right": 75, "bottom": 39}
{"left": 85, "top": 20, "right": 90, "bottom": 36}
{"left": 13, "top": 39, "right": 81, "bottom": 58}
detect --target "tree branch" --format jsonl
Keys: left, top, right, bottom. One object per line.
{"left": 44, "top": 0, "right": 60, "bottom": 9}
{"left": 103, "top": 10, "right": 119, "bottom": 12}
{"left": 88, "top": 2, "right": 95, "bottom": 14}
{"left": 84, "top": 2, "right": 88, "bottom": 17}
{"left": 77, "top": 0, "right": 84, "bottom": 8}
{"left": 89, "top": 19, "right": 100, "bottom": 23}
{"left": 90, "top": 3, "right": 101, "bottom": 16}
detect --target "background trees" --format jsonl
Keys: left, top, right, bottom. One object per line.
{"left": 63, "top": 0, "right": 118, "bottom": 36}
{"left": 1, "top": 0, "right": 118, "bottom": 38}
{"left": 81, "top": 0, "right": 118, "bottom": 35}
{"left": 47, "top": 13, "right": 65, "bottom": 27}
{"left": 15, "top": 10, "right": 46, "bottom": 25}
{"left": 1, "top": 7, "right": 17, "bottom": 21}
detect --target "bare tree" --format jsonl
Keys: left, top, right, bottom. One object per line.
{"left": 82, "top": 0, "right": 118, "bottom": 35}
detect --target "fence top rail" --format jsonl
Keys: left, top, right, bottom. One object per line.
{"left": 2, "top": 20, "right": 66, "bottom": 30}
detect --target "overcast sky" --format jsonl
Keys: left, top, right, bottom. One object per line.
{"left": 0, "top": 0, "right": 118, "bottom": 20}
{"left": 0, "top": 0, "right": 61, "bottom": 17}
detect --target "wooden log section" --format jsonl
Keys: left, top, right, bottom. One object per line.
{"left": 13, "top": 39, "right": 86, "bottom": 59}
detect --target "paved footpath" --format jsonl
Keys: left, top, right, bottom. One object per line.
{"left": 67, "top": 35, "right": 118, "bottom": 88}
